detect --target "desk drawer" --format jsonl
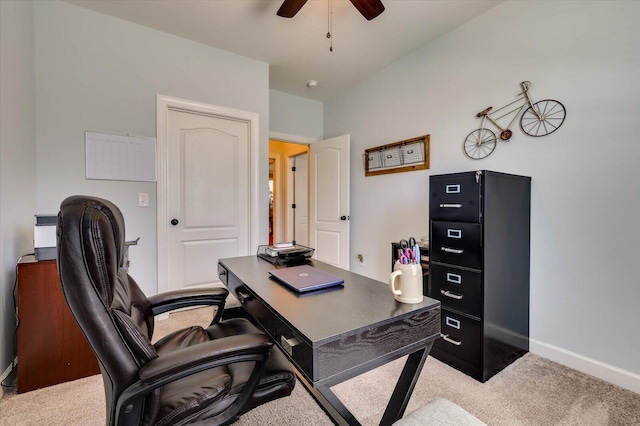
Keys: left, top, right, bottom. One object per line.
{"left": 219, "top": 265, "right": 315, "bottom": 381}
{"left": 437, "top": 309, "right": 481, "bottom": 367}
{"left": 429, "top": 264, "right": 481, "bottom": 318}
{"left": 217, "top": 263, "right": 228, "bottom": 285}
{"left": 430, "top": 173, "right": 481, "bottom": 222}
{"left": 431, "top": 221, "right": 482, "bottom": 269}
{"left": 244, "top": 294, "right": 314, "bottom": 380}
{"left": 226, "top": 279, "right": 315, "bottom": 382}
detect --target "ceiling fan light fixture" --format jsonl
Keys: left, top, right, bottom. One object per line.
{"left": 277, "top": 0, "right": 384, "bottom": 20}
{"left": 276, "top": 0, "right": 308, "bottom": 18}
{"left": 350, "top": 0, "right": 385, "bottom": 21}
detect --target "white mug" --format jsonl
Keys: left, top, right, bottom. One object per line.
{"left": 389, "top": 261, "right": 424, "bottom": 304}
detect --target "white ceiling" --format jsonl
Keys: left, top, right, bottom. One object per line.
{"left": 64, "top": 0, "right": 504, "bottom": 101}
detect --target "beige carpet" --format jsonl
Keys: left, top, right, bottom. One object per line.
{"left": 1, "top": 308, "right": 639, "bottom": 425}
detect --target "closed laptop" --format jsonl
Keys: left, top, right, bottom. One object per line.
{"left": 269, "top": 265, "right": 344, "bottom": 293}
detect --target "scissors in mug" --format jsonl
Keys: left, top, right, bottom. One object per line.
{"left": 398, "top": 248, "right": 416, "bottom": 265}
{"left": 399, "top": 237, "right": 420, "bottom": 264}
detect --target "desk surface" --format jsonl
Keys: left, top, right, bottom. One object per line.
{"left": 219, "top": 256, "right": 440, "bottom": 346}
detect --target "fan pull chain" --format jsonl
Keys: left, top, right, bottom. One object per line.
{"left": 327, "top": 0, "right": 333, "bottom": 51}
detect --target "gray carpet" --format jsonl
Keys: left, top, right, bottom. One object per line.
{"left": 1, "top": 307, "right": 639, "bottom": 425}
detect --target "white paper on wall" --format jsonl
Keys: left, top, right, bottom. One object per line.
{"left": 85, "top": 131, "right": 156, "bottom": 182}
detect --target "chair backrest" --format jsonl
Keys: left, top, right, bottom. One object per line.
{"left": 57, "top": 196, "right": 160, "bottom": 424}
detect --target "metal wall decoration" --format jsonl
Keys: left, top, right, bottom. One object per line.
{"left": 364, "top": 135, "right": 430, "bottom": 176}
{"left": 464, "top": 81, "right": 566, "bottom": 160}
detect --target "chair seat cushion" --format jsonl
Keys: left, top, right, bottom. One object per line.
{"left": 154, "top": 325, "right": 210, "bottom": 355}
{"left": 149, "top": 318, "right": 294, "bottom": 425}
{"left": 154, "top": 368, "right": 232, "bottom": 426}
{"left": 152, "top": 325, "right": 233, "bottom": 425}
{"left": 207, "top": 318, "right": 296, "bottom": 395}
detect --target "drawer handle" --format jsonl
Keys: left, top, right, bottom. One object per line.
{"left": 237, "top": 291, "right": 253, "bottom": 304}
{"left": 280, "top": 336, "right": 301, "bottom": 356}
{"left": 445, "top": 184, "right": 461, "bottom": 194}
{"left": 441, "top": 247, "right": 464, "bottom": 254}
{"left": 441, "top": 333, "right": 462, "bottom": 346}
{"left": 441, "top": 290, "right": 463, "bottom": 300}
{"left": 439, "top": 204, "right": 462, "bottom": 208}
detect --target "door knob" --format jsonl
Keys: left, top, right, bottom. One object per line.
{"left": 170, "top": 219, "right": 179, "bottom": 226}
{"left": 340, "top": 215, "right": 348, "bottom": 221}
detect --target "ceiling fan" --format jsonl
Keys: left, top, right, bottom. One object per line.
{"left": 277, "top": 0, "right": 385, "bottom": 21}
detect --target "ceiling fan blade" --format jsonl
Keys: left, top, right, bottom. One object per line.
{"left": 277, "top": 0, "right": 308, "bottom": 18}
{"left": 349, "top": 0, "right": 385, "bottom": 20}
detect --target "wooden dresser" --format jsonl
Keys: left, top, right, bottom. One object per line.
{"left": 17, "top": 259, "right": 100, "bottom": 393}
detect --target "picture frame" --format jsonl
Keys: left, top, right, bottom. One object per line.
{"left": 364, "top": 134, "right": 430, "bottom": 177}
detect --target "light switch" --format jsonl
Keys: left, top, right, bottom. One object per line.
{"left": 138, "top": 193, "right": 149, "bottom": 208}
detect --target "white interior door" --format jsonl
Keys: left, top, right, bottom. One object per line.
{"left": 157, "top": 96, "right": 258, "bottom": 294}
{"left": 293, "top": 154, "right": 308, "bottom": 246}
{"left": 309, "top": 135, "right": 350, "bottom": 269}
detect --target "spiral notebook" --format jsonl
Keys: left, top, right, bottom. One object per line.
{"left": 268, "top": 265, "right": 344, "bottom": 293}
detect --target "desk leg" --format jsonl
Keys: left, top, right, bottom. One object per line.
{"left": 379, "top": 342, "right": 433, "bottom": 426}
{"left": 294, "top": 368, "right": 361, "bottom": 426}
{"left": 316, "top": 384, "right": 361, "bottom": 426}
{"left": 295, "top": 342, "right": 434, "bottom": 426}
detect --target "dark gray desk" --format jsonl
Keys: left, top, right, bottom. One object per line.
{"left": 218, "top": 256, "right": 441, "bottom": 426}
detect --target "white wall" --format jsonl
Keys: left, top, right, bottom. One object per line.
{"left": 33, "top": 1, "right": 270, "bottom": 295}
{"left": 324, "top": 0, "right": 640, "bottom": 391}
{"left": 270, "top": 89, "right": 323, "bottom": 141}
{"left": 0, "top": 0, "right": 37, "bottom": 388}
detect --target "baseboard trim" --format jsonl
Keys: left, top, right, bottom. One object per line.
{"left": 0, "top": 357, "right": 18, "bottom": 399}
{"left": 530, "top": 339, "right": 640, "bottom": 394}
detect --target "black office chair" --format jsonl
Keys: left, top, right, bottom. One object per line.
{"left": 56, "top": 195, "right": 295, "bottom": 426}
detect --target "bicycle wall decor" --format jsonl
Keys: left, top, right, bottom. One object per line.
{"left": 464, "top": 81, "right": 566, "bottom": 160}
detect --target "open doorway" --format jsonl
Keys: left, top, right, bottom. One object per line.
{"left": 268, "top": 158, "right": 275, "bottom": 245}
{"left": 269, "top": 140, "right": 309, "bottom": 245}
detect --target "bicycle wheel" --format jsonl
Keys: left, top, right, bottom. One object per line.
{"left": 464, "top": 128, "right": 497, "bottom": 160}
{"left": 520, "top": 99, "right": 566, "bottom": 137}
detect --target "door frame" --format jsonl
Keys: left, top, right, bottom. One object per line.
{"left": 156, "top": 95, "right": 260, "bottom": 293}
{"left": 286, "top": 152, "right": 309, "bottom": 245}
{"left": 269, "top": 132, "right": 316, "bottom": 244}
{"left": 268, "top": 156, "right": 280, "bottom": 243}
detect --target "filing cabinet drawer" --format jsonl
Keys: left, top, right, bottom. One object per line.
{"left": 429, "top": 264, "right": 481, "bottom": 318}
{"left": 430, "top": 173, "right": 481, "bottom": 222}
{"left": 430, "top": 221, "right": 482, "bottom": 269}
{"left": 438, "top": 309, "right": 481, "bottom": 367}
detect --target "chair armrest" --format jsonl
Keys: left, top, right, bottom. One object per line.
{"left": 116, "top": 333, "right": 273, "bottom": 425}
{"left": 139, "top": 333, "right": 271, "bottom": 383}
{"left": 148, "top": 287, "right": 229, "bottom": 317}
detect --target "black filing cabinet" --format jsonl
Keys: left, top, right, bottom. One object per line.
{"left": 428, "top": 170, "right": 530, "bottom": 382}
